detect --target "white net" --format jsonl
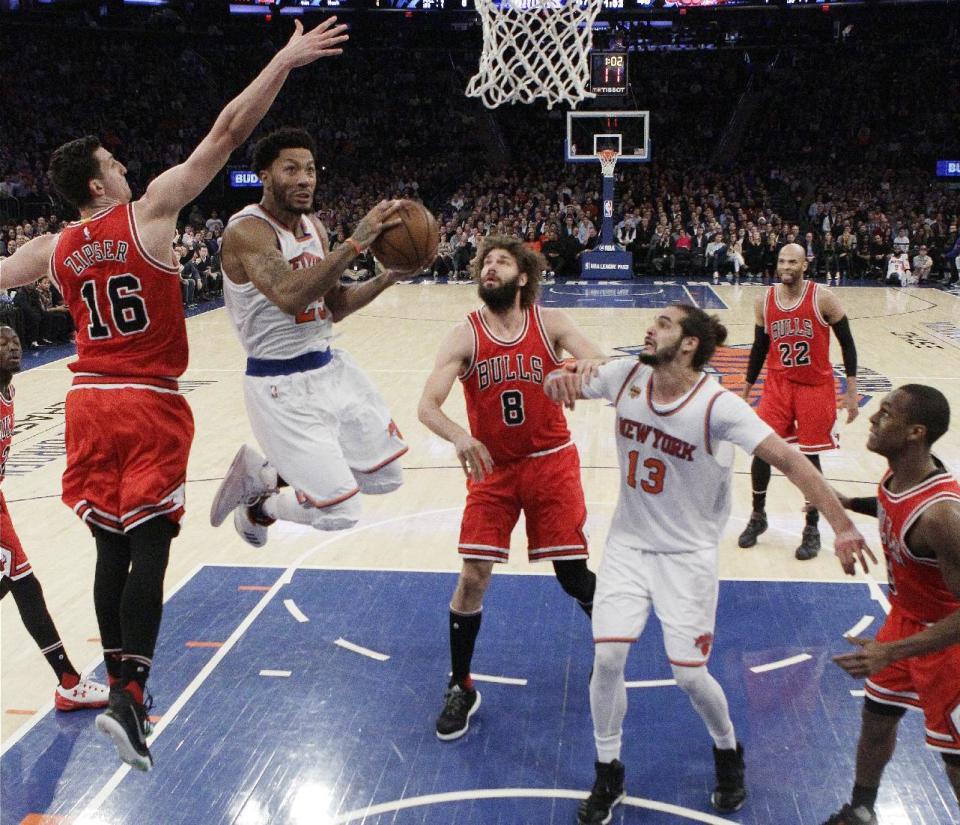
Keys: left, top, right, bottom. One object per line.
{"left": 466, "top": 0, "right": 603, "bottom": 110}
{"left": 597, "top": 149, "right": 618, "bottom": 177}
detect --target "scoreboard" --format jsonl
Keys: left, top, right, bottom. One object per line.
{"left": 590, "top": 50, "right": 628, "bottom": 95}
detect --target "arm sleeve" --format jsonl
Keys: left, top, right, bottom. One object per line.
{"left": 847, "top": 497, "right": 879, "bottom": 518}
{"left": 830, "top": 315, "right": 858, "bottom": 377}
{"left": 745, "top": 325, "right": 770, "bottom": 385}
{"left": 582, "top": 358, "right": 642, "bottom": 403}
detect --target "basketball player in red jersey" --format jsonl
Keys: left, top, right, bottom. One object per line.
{"left": 820, "top": 384, "right": 960, "bottom": 825}
{"left": 418, "top": 235, "right": 605, "bottom": 740}
{"left": 739, "top": 242, "right": 860, "bottom": 560}
{"left": 0, "top": 326, "right": 110, "bottom": 712}
{"left": 0, "top": 18, "right": 350, "bottom": 771}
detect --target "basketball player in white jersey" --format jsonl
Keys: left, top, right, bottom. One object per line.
{"left": 545, "top": 302, "right": 875, "bottom": 824}
{"left": 210, "top": 128, "right": 411, "bottom": 543}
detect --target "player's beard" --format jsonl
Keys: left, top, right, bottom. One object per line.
{"left": 479, "top": 278, "right": 521, "bottom": 312}
{"left": 638, "top": 339, "right": 682, "bottom": 367}
{"left": 283, "top": 187, "right": 315, "bottom": 215}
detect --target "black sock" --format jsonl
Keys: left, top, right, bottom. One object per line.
{"left": 8, "top": 574, "right": 79, "bottom": 683}
{"left": 851, "top": 784, "right": 878, "bottom": 813}
{"left": 750, "top": 457, "right": 771, "bottom": 513}
{"left": 449, "top": 608, "right": 482, "bottom": 690}
{"left": 94, "top": 527, "right": 132, "bottom": 684}
{"left": 805, "top": 454, "right": 822, "bottom": 527}
{"left": 552, "top": 560, "right": 596, "bottom": 617}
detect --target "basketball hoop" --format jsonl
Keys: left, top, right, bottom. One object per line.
{"left": 466, "top": 0, "right": 603, "bottom": 110}
{"left": 597, "top": 149, "right": 619, "bottom": 178}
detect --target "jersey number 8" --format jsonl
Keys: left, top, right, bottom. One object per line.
{"left": 501, "top": 390, "right": 525, "bottom": 426}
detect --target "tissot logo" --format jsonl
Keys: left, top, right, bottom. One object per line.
{"left": 613, "top": 344, "right": 892, "bottom": 407}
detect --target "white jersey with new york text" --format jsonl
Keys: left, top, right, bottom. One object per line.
{"left": 223, "top": 204, "right": 333, "bottom": 360}
{"left": 584, "top": 359, "right": 773, "bottom": 553}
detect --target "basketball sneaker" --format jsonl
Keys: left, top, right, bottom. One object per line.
{"left": 234, "top": 501, "right": 269, "bottom": 548}
{"left": 54, "top": 676, "right": 110, "bottom": 711}
{"left": 210, "top": 444, "right": 274, "bottom": 527}
{"left": 577, "top": 759, "right": 625, "bottom": 825}
{"left": 737, "top": 511, "right": 767, "bottom": 548}
{"left": 820, "top": 803, "right": 877, "bottom": 824}
{"left": 435, "top": 683, "right": 481, "bottom": 740}
{"left": 795, "top": 525, "right": 821, "bottom": 560}
{"left": 711, "top": 742, "right": 746, "bottom": 813}
{"left": 95, "top": 688, "right": 155, "bottom": 772}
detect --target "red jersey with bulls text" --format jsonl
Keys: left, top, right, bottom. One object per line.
{"left": 877, "top": 461, "right": 960, "bottom": 624}
{"left": 764, "top": 280, "right": 832, "bottom": 385}
{"left": 460, "top": 305, "right": 568, "bottom": 464}
{"left": 0, "top": 388, "right": 12, "bottom": 486}
{"left": 50, "top": 204, "right": 188, "bottom": 378}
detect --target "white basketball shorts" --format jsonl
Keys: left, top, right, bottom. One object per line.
{"left": 592, "top": 538, "right": 720, "bottom": 667}
{"left": 244, "top": 348, "right": 407, "bottom": 506}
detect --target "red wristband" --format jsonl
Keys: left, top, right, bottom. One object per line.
{"left": 346, "top": 237, "right": 363, "bottom": 256}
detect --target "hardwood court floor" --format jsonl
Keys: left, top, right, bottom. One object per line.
{"left": 3, "top": 277, "right": 960, "bottom": 748}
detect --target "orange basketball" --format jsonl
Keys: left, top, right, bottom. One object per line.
{"left": 370, "top": 199, "right": 439, "bottom": 272}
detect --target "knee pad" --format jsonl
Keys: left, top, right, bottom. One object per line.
{"left": 307, "top": 495, "right": 362, "bottom": 532}
{"left": 670, "top": 663, "right": 710, "bottom": 694}
{"left": 593, "top": 642, "right": 630, "bottom": 678}
{"left": 353, "top": 460, "right": 403, "bottom": 495}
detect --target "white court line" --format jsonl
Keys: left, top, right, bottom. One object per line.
{"left": 844, "top": 615, "right": 875, "bottom": 638}
{"left": 867, "top": 576, "right": 892, "bottom": 614}
{"left": 330, "top": 788, "right": 735, "bottom": 825}
{"left": 749, "top": 653, "right": 812, "bottom": 674}
{"left": 335, "top": 638, "right": 390, "bottom": 662}
{"left": 470, "top": 672, "right": 527, "bottom": 686}
{"left": 259, "top": 670, "right": 292, "bottom": 678}
{"left": 626, "top": 679, "right": 677, "bottom": 688}
{"left": 0, "top": 563, "right": 204, "bottom": 758}
{"left": 850, "top": 690, "right": 866, "bottom": 697}
{"left": 283, "top": 599, "right": 309, "bottom": 623}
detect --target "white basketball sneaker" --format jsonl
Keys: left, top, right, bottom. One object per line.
{"left": 210, "top": 445, "right": 274, "bottom": 527}
{"left": 233, "top": 504, "right": 269, "bottom": 548}
{"left": 55, "top": 676, "right": 110, "bottom": 711}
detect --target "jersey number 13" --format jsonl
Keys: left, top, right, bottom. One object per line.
{"left": 626, "top": 451, "right": 666, "bottom": 494}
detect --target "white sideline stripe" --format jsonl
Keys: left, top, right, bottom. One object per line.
{"left": 259, "top": 670, "right": 292, "bottom": 678}
{"left": 330, "top": 788, "right": 735, "bottom": 824}
{"left": 867, "top": 576, "right": 892, "bottom": 614}
{"left": 283, "top": 598, "right": 309, "bottom": 623}
{"left": 470, "top": 672, "right": 527, "bottom": 686}
{"left": 335, "top": 638, "right": 390, "bottom": 662}
{"left": 749, "top": 653, "right": 812, "bottom": 674}
{"left": 850, "top": 690, "right": 866, "bottom": 697}
{"left": 844, "top": 615, "right": 875, "bottom": 638}
{"left": 626, "top": 679, "right": 677, "bottom": 688}
{"left": 0, "top": 563, "right": 204, "bottom": 758}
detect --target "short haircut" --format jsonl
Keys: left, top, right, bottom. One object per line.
{"left": 49, "top": 135, "right": 103, "bottom": 210}
{"left": 898, "top": 384, "right": 950, "bottom": 446}
{"left": 471, "top": 235, "right": 545, "bottom": 309}
{"left": 251, "top": 128, "right": 317, "bottom": 174}
{"left": 672, "top": 302, "right": 728, "bottom": 370}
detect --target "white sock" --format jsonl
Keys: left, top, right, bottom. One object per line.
{"left": 261, "top": 488, "right": 312, "bottom": 525}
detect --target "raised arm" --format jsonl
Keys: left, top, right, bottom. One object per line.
{"left": 417, "top": 322, "right": 493, "bottom": 482}
{"left": 741, "top": 293, "right": 768, "bottom": 403}
{"left": 223, "top": 200, "right": 399, "bottom": 316}
{"left": 136, "top": 18, "right": 348, "bottom": 222}
{"left": 0, "top": 234, "right": 58, "bottom": 291}
{"left": 753, "top": 433, "right": 876, "bottom": 575}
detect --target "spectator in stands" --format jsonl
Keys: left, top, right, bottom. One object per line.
{"left": 743, "top": 228, "right": 764, "bottom": 280}
{"left": 803, "top": 231, "right": 820, "bottom": 280}
{"left": 35, "top": 276, "right": 74, "bottom": 344}
{"left": 912, "top": 245, "right": 932, "bottom": 283}
{"left": 837, "top": 226, "right": 857, "bottom": 281}
{"left": 887, "top": 249, "right": 914, "bottom": 286}
{"left": 13, "top": 281, "right": 43, "bottom": 347}
{"left": 869, "top": 232, "right": 890, "bottom": 280}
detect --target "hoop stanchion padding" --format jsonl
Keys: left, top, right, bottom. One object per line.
{"left": 466, "top": 0, "right": 603, "bottom": 110}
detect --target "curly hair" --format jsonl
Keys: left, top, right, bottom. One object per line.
{"left": 251, "top": 127, "right": 317, "bottom": 173}
{"left": 672, "top": 302, "right": 728, "bottom": 370}
{"left": 470, "top": 235, "right": 545, "bottom": 309}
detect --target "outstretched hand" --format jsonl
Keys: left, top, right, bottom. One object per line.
{"left": 832, "top": 635, "right": 893, "bottom": 678}
{"left": 834, "top": 526, "right": 877, "bottom": 575}
{"left": 278, "top": 17, "right": 350, "bottom": 70}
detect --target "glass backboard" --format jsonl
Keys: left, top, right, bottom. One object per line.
{"left": 565, "top": 110, "right": 650, "bottom": 163}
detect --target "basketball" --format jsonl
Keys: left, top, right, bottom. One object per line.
{"left": 370, "top": 200, "right": 439, "bottom": 272}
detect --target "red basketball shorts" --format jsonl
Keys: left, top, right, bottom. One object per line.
{"left": 0, "top": 491, "right": 31, "bottom": 582}
{"left": 865, "top": 606, "right": 960, "bottom": 755}
{"left": 458, "top": 444, "right": 588, "bottom": 563}
{"left": 757, "top": 372, "right": 838, "bottom": 453}
{"left": 62, "top": 385, "right": 195, "bottom": 534}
